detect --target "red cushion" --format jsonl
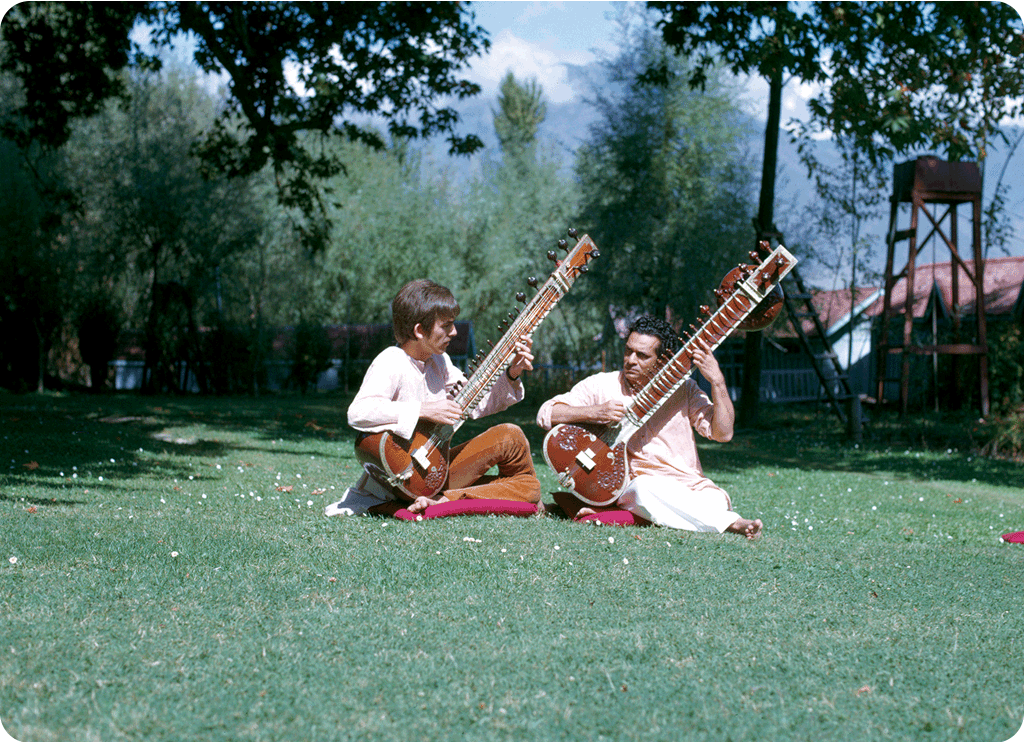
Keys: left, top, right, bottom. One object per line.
{"left": 577, "top": 509, "right": 650, "bottom": 527}
{"left": 1002, "top": 531, "right": 1024, "bottom": 544}
{"left": 391, "top": 499, "right": 538, "bottom": 521}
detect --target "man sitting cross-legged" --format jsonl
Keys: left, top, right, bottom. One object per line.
{"left": 536, "top": 315, "right": 762, "bottom": 539}
{"left": 338, "top": 278, "right": 541, "bottom": 516}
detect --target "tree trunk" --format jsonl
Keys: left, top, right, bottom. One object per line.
{"left": 738, "top": 68, "right": 783, "bottom": 428}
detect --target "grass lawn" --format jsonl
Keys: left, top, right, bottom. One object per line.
{"left": 1, "top": 391, "right": 1022, "bottom": 741}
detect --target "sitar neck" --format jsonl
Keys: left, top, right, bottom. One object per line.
{"left": 453, "top": 282, "right": 561, "bottom": 416}
{"left": 624, "top": 245, "right": 797, "bottom": 430}
{"left": 451, "top": 234, "right": 599, "bottom": 424}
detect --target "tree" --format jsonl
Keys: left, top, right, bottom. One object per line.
{"left": 648, "top": 1, "right": 1024, "bottom": 423}
{"left": 64, "top": 68, "right": 266, "bottom": 394}
{"left": 803, "top": 3, "right": 1024, "bottom": 165}
{"left": 648, "top": 1, "right": 826, "bottom": 426}
{"left": 493, "top": 71, "right": 546, "bottom": 166}
{"left": 574, "top": 10, "right": 756, "bottom": 351}
{"left": 2, "top": 2, "right": 490, "bottom": 247}
{"left": 0, "top": 134, "right": 68, "bottom": 392}
{"left": 465, "top": 72, "right": 582, "bottom": 368}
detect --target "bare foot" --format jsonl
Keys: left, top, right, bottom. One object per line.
{"left": 726, "top": 517, "right": 763, "bottom": 540}
{"left": 407, "top": 495, "right": 449, "bottom": 514}
{"left": 575, "top": 507, "right": 596, "bottom": 519}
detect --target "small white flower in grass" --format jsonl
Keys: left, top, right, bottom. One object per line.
{"left": 919, "top": 497, "right": 924, "bottom": 502}
{"left": 188, "top": 475, "right": 194, "bottom": 480}
{"left": 623, "top": 558, "right": 629, "bottom": 565}
{"left": 170, "top": 551, "right": 178, "bottom": 558}
{"left": 872, "top": 506, "right": 877, "bottom": 511}
{"left": 98, "top": 476, "right": 103, "bottom": 481}
{"left": 416, "top": 515, "right": 423, "bottom": 521}
{"left": 501, "top": 548, "right": 507, "bottom": 553}
{"left": 296, "top": 474, "right": 302, "bottom": 479}
{"left": 8, "top": 557, "right": 17, "bottom": 564}
{"left": 306, "top": 500, "right": 313, "bottom": 507}
{"left": 160, "top": 498, "right": 165, "bottom": 504}
{"left": 608, "top": 537, "right": 615, "bottom": 543}
{"left": 216, "top": 464, "right": 221, "bottom": 470}
{"left": 256, "top": 496, "right": 262, "bottom": 502}
{"left": 554, "top": 545, "right": 560, "bottom": 550}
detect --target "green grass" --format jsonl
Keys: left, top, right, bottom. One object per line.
{"left": 1, "top": 392, "right": 1022, "bottom": 741}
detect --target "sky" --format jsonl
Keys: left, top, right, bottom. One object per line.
{"left": 466, "top": 1, "right": 822, "bottom": 122}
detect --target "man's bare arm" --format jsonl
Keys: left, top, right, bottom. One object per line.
{"left": 691, "top": 337, "right": 734, "bottom": 442}
{"left": 549, "top": 400, "right": 626, "bottom": 426}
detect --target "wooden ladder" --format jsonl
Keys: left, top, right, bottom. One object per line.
{"left": 758, "top": 231, "right": 857, "bottom": 426}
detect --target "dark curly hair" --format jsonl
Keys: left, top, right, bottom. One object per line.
{"left": 627, "top": 315, "right": 680, "bottom": 357}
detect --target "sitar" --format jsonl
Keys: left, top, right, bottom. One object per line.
{"left": 542, "top": 243, "right": 797, "bottom": 506}
{"left": 355, "top": 230, "right": 600, "bottom": 500}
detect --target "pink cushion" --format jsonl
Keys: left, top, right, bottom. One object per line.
{"left": 577, "top": 509, "right": 650, "bottom": 527}
{"left": 1001, "top": 531, "right": 1024, "bottom": 544}
{"left": 391, "top": 499, "right": 538, "bottom": 521}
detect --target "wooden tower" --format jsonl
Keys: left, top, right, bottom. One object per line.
{"left": 875, "top": 156, "right": 989, "bottom": 416}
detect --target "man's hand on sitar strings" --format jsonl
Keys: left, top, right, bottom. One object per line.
{"left": 506, "top": 338, "right": 534, "bottom": 380}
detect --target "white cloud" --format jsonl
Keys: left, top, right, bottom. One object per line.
{"left": 464, "top": 28, "right": 595, "bottom": 105}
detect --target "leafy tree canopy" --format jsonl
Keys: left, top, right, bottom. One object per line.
{"left": 648, "top": 1, "right": 1024, "bottom": 165}
{"left": 1, "top": 2, "right": 490, "bottom": 232}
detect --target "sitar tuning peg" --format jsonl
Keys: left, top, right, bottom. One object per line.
{"left": 589, "top": 249, "right": 600, "bottom": 259}
{"left": 749, "top": 251, "right": 761, "bottom": 262}
{"left": 527, "top": 277, "right": 539, "bottom": 288}
{"left": 700, "top": 305, "right": 711, "bottom": 315}
{"left": 516, "top": 292, "right": 527, "bottom": 303}
{"left": 567, "top": 228, "right": 578, "bottom": 239}
{"left": 558, "top": 239, "right": 568, "bottom": 252}
{"left": 547, "top": 250, "right": 558, "bottom": 262}
{"left": 578, "top": 265, "right": 588, "bottom": 274}
{"left": 759, "top": 239, "right": 770, "bottom": 251}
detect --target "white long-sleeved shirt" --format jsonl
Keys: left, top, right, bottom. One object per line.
{"left": 347, "top": 346, "right": 524, "bottom": 438}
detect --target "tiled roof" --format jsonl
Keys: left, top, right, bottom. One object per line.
{"left": 777, "top": 256, "right": 1024, "bottom": 338}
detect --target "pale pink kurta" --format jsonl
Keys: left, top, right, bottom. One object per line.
{"left": 348, "top": 345, "right": 523, "bottom": 436}
{"left": 536, "top": 371, "right": 739, "bottom": 532}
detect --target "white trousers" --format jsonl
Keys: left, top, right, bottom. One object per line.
{"left": 616, "top": 474, "right": 740, "bottom": 533}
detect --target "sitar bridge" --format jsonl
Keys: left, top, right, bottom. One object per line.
{"left": 575, "top": 447, "right": 597, "bottom": 472}
{"left": 411, "top": 447, "right": 432, "bottom": 471}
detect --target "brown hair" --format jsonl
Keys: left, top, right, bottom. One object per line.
{"left": 391, "top": 279, "right": 460, "bottom": 344}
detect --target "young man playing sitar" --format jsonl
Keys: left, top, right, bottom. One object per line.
{"left": 344, "top": 278, "right": 541, "bottom": 515}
